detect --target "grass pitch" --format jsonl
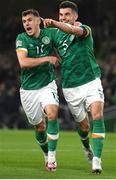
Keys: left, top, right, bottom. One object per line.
{"left": 0, "top": 130, "right": 116, "bottom": 179}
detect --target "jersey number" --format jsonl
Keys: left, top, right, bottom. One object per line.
{"left": 36, "top": 44, "right": 44, "bottom": 54}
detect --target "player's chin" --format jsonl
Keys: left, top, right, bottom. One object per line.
{"left": 26, "top": 31, "right": 33, "bottom": 36}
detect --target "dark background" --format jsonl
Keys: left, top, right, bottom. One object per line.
{"left": 0, "top": 0, "right": 116, "bottom": 130}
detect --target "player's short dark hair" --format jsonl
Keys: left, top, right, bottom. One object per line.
{"left": 22, "top": 9, "right": 40, "bottom": 17}
{"left": 59, "top": 1, "right": 78, "bottom": 13}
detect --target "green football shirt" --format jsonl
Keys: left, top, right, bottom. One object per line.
{"left": 52, "top": 25, "right": 101, "bottom": 88}
{"left": 16, "top": 28, "right": 55, "bottom": 90}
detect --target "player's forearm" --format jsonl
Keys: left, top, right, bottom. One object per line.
{"left": 18, "top": 56, "right": 50, "bottom": 69}
{"left": 52, "top": 20, "right": 83, "bottom": 36}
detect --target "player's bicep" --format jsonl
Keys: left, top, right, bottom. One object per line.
{"left": 16, "top": 49, "right": 27, "bottom": 68}
{"left": 79, "top": 25, "right": 91, "bottom": 38}
{"left": 81, "top": 26, "right": 90, "bottom": 37}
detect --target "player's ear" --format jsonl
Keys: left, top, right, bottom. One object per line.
{"left": 37, "top": 17, "right": 41, "bottom": 25}
{"left": 74, "top": 12, "right": 78, "bottom": 21}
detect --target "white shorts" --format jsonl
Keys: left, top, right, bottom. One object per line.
{"left": 20, "top": 81, "right": 59, "bottom": 125}
{"left": 63, "top": 78, "right": 104, "bottom": 122}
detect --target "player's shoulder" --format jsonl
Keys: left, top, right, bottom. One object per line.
{"left": 81, "top": 24, "right": 91, "bottom": 32}
{"left": 16, "top": 32, "right": 28, "bottom": 49}
{"left": 16, "top": 32, "right": 27, "bottom": 40}
{"left": 41, "top": 27, "right": 59, "bottom": 40}
{"left": 80, "top": 24, "right": 92, "bottom": 38}
{"left": 42, "top": 27, "right": 58, "bottom": 34}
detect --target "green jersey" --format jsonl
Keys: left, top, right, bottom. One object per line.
{"left": 53, "top": 25, "right": 101, "bottom": 88}
{"left": 16, "top": 28, "right": 55, "bottom": 90}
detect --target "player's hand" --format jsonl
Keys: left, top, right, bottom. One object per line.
{"left": 48, "top": 56, "right": 59, "bottom": 66}
{"left": 43, "top": 18, "right": 54, "bottom": 28}
{"left": 74, "top": 21, "right": 82, "bottom": 26}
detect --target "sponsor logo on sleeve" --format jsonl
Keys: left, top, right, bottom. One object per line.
{"left": 16, "top": 40, "right": 22, "bottom": 47}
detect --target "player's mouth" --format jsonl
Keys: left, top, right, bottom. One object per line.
{"left": 63, "top": 21, "right": 73, "bottom": 25}
{"left": 26, "top": 27, "right": 33, "bottom": 33}
{"left": 60, "top": 20, "right": 70, "bottom": 23}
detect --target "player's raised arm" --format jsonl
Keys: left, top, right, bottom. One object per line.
{"left": 44, "top": 18, "right": 89, "bottom": 37}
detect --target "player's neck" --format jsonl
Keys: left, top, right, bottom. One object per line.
{"left": 34, "top": 28, "right": 40, "bottom": 38}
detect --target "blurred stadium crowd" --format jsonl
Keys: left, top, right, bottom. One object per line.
{"left": 0, "top": 0, "right": 116, "bottom": 129}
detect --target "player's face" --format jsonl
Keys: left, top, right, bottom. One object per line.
{"left": 59, "top": 8, "right": 78, "bottom": 25}
{"left": 22, "top": 14, "right": 40, "bottom": 37}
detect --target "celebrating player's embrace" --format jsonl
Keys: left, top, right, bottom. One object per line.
{"left": 16, "top": 0, "right": 105, "bottom": 174}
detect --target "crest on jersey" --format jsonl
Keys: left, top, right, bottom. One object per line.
{"left": 16, "top": 40, "right": 22, "bottom": 47}
{"left": 29, "top": 44, "right": 34, "bottom": 47}
{"left": 42, "top": 36, "right": 50, "bottom": 44}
